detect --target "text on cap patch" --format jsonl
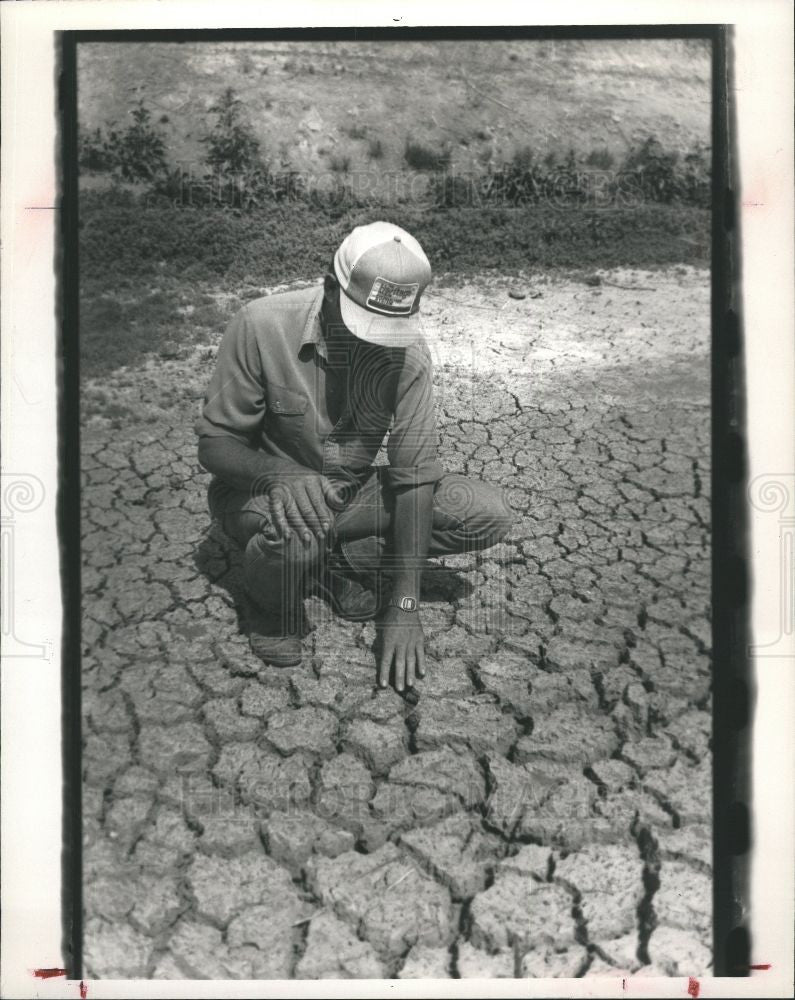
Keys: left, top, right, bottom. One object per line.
{"left": 366, "top": 276, "right": 420, "bottom": 315}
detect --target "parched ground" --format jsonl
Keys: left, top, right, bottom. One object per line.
{"left": 81, "top": 266, "right": 712, "bottom": 980}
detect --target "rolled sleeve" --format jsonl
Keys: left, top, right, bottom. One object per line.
{"left": 386, "top": 459, "right": 445, "bottom": 489}
{"left": 386, "top": 339, "right": 444, "bottom": 489}
{"left": 195, "top": 306, "right": 266, "bottom": 445}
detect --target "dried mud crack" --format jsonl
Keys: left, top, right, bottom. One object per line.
{"left": 82, "top": 267, "right": 712, "bottom": 979}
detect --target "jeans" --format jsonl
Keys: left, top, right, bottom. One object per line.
{"left": 207, "top": 467, "right": 513, "bottom": 615}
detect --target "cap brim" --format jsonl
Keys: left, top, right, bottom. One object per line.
{"left": 339, "top": 288, "right": 421, "bottom": 348}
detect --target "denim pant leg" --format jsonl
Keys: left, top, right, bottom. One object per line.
{"left": 207, "top": 477, "right": 323, "bottom": 617}
{"left": 429, "top": 473, "right": 514, "bottom": 555}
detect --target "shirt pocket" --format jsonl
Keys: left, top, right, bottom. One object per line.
{"left": 265, "top": 381, "right": 308, "bottom": 447}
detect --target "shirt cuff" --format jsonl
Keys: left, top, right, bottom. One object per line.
{"left": 385, "top": 460, "right": 445, "bottom": 489}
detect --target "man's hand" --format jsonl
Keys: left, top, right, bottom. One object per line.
{"left": 267, "top": 473, "right": 344, "bottom": 548}
{"left": 377, "top": 605, "right": 425, "bottom": 692}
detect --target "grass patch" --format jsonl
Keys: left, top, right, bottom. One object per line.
{"left": 80, "top": 279, "right": 232, "bottom": 375}
{"left": 404, "top": 139, "right": 451, "bottom": 172}
{"left": 81, "top": 191, "right": 708, "bottom": 288}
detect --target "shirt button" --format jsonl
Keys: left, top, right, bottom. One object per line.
{"left": 273, "top": 401, "right": 282, "bottom": 411}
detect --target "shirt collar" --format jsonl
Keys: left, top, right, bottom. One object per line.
{"left": 299, "top": 286, "right": 328, "bottom": 361}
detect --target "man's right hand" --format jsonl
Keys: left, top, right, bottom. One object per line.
{"left": 197, "top": 437, "right": 346, "bottom": 547}
{"left": 266, "top": 474, "right": 344, "bottom": 547}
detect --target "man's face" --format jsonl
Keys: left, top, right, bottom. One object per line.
{"left": 322, "top": 272, "right": 408, "bottom": 365}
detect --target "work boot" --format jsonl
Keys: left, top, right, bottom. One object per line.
{"left": 245, "top": 597, "right": 309, "bottom": 668}
{"left": 242, "top": 529, "right": 317, "bottom": 666}
{"left": 312, "top": 549, "right": 379, "bottom": 622}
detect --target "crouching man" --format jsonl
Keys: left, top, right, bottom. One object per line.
{"left": 197, "top": 221, "right": 512, "bottom": 690}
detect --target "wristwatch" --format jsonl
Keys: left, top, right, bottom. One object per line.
{"left": 389, "top": 596, "right": 418, "bottom": 612}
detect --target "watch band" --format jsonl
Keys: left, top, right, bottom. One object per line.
{"left": 389, "top": 596, "right": 418, "bottom": 612}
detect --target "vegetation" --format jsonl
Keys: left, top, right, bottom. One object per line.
{"left": 329, "top": 154, "right": 351, "bottom": 173}
{"left": 367, "top": 138, "right": 385, "bottom": 160}
{"left": 78, "top": 92, "right": 711, "bottom": 375}
{"left": 80, "top": 92, "right": 710, "bottom": 212}
{"left": 79, "top": 100, "right": 168, "bottom": 182}
{"left": 200, "top": 88, "right": 263, "bottom": 175}
{"left": 404, "top": 139, "right": 452, "bottom": 172}
{"left": 345, "top": 123, "right": 368, "bottom": 140}
{"left": 428, "top": 141, "right": 710, "bottom": 210}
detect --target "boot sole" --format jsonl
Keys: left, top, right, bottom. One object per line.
{"left": 250, "top": 644, "right": 303, "bottom": 668}
{"left": 260, "top": 654, "right": 303, "bottom": 668}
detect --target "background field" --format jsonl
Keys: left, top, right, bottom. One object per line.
{"left": 78, "top": 37, "right": 711, "bottom": 375}
{"left": 78, "top": 38, "right": 711, "bottom": 178}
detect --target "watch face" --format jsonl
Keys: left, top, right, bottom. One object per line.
{"left": 400, "top": 597, "right": 417, "bottom": 612}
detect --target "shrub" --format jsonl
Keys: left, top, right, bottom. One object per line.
{"left": 510, "top": 145, "right": 535, "bottom": 172}
{"left": 79, "top": 102, "right": 168, "bottom": 182}
{"left": 677, "top": 142, "right": 711, "bottom": 208}
{"left": 585, "top": 147, "right": 615, "bottom": 170}
{"left": 329, "top": 154, "right": 351, "bottom": 173}
{"left": 346, "top": 123, "right": 368, "bottom": 140}
{"left": 79, "top": 127, "right": 117, "bottom": 174}
{"left": 200, "top": 88, "right": 263, "bottom": 176}
{"left": 428, "top": 172, "right": 479, "bottom": 209}
{"left": 404, "top": 139, "right": 451, "bottom": 172}
{"left": 620, "top": 136, "right": 679, "bottom": 203}
{"left": 114, "top": 102, "right": 168, "bottom": 181}
{"left": 367, "top": 137, "right": 384, "bottom": 160}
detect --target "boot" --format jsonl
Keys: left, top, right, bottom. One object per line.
{"left": 242, "top": 532, "right": 315, "bottom": 666}
{"left": 245, "top": 597, "right": 309, "bottom": 667}
{"left": 312, "top": 546, "right": 380, "bottom": 622}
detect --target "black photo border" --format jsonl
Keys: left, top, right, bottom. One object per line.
{"left": 58, "top": 24, "right": 748, "bottom": 981}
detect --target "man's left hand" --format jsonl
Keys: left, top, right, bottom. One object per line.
{"left": 377, "top": 605, "right": 425, "bottom": 692}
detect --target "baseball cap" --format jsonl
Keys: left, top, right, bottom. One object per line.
{"left": 333, "top": 221, "right": 432, "bottom": 348}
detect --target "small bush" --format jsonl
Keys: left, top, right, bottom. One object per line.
{"left": 620, "top": 136, "right": 679, "bottom": 203}
{"left": 510, "top": 145, "right": 535, "bottom": 172}
{"left": 585, "top": 147, "right": 615, "bottom": 170}
{"left": 677, "top": 142, "right": 711, "bottom": 208}
{"left": 404, "top": 139, "right": 451, "bottom": 172}
{"left": 79, "top": 102, "right": 168, "bottom": 182}
{"left": 543, "top": 150, "right": 558, "bottom": 170}
{"left": 114, "top": 102, "right": 168, "bottom": 181}
{"left": 346, "top": 123, "right": 368, "bottom": 140}
{"left": 200, "top": 88, "right": 263, "bottom": 176}
{"left": 367, "top": 137, "right": 384, "bottom": 160}
{"left": 79, "top": 127, "right": 117, "bottom": 173}
{"left": 329, "top": 154, "right": 351, "bottom": 173}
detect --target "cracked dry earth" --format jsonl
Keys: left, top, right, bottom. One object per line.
{"left": 82, "top": 266, "right": 712, "bottom": 980}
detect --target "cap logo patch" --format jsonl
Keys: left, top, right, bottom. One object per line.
{"left": 365, "top": 276, "right": 419, "bottom": 316}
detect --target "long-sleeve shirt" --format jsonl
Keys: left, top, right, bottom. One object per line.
{"left": 195, "top": 285, "right": 444, "bottom": 489}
